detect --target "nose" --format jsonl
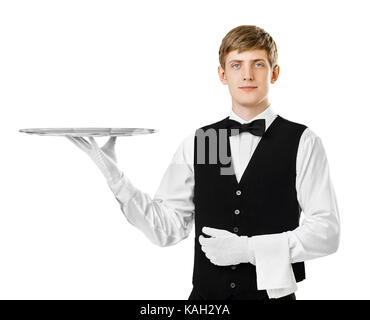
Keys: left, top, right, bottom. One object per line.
{"left": 242, "top": 66, "right": 253, "bottom": 80}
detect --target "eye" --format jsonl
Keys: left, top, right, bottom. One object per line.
{"left": 231, "top": 63, "right": 240, "bottom": 69}
{"left": 255, "top": 62, "right": 264, "bottom": 67}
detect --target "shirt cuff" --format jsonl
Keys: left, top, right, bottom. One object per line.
{"left": 250, "top": 232, "right": 297, "bottom": 290}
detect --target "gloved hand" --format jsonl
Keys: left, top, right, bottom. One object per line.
{"left": 199, "top": 226, "right": 255, "bottom": 266}
{"left": 66, "top": 136, "right": 123, "bottom": 185}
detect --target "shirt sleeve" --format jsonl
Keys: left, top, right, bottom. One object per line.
{"left": 108, "top": 133, "right": 195, "bottom": 247}
{"left": 249, "top": 127, "right": 340, "bottom": 294}
{"left": 287, "top": 127, "right": 341, "bottom": 262}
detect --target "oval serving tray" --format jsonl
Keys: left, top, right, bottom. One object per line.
{"left": 19, "top": 127, "right": 158, "bottom": 137}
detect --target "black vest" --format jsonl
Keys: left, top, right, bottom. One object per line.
{"left": 192, "top": 114, "right": 307, "bottom": 300}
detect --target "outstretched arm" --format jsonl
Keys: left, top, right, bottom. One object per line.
{"left": 67, "top": 134, "right": 195, "bottom": 247}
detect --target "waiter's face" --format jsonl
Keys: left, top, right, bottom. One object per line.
{"left": 218, "top": 49, "right": 279, "bottom": 108}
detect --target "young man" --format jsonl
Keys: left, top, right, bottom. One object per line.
{"left": 67, "top": 25, "right": 340, "bottom": 300}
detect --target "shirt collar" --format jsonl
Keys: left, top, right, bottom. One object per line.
{"left": 229, "top": 104, "right": 277, "bottom": 131}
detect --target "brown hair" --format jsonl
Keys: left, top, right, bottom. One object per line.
{"left": 218, "top": 25, "right": 278, "bottom": 70}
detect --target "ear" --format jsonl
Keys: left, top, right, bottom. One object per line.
{"left": 218, "top": 65, "right": 228, "bottom": 85}
{"left": 271, "top": 65, "right": 280, "bottom": 83}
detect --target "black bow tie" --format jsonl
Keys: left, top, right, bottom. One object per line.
{"left": 226, "top": 118, "right": 266, "bottom": 137}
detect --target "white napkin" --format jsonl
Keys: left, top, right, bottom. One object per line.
{"left": 249, "top": 232, "right": 298, "bottom": 299}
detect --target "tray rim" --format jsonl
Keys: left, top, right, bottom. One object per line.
{"left": 19, "top": 127, "right": 159, "bottom": 136}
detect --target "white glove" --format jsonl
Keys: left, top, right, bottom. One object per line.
{"left": 199, "top": 226, "right": 255, "bottom": 266}
{"left": 66, "top": 136, "right": 123, "bottom": 185}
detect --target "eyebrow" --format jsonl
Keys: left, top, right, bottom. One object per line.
{"left": 228, "top": 58, "right": 266, "bottom": 64}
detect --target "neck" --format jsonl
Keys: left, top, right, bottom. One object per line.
{"left": 231, "top": 99, "right": 270, "bottom": 122}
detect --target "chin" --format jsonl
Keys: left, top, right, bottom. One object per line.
{"left": 240, "top": 99, "right": 259, "bottom": 106}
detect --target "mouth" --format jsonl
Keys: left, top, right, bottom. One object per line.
{"left": 239, "top": 86, "right": 257, "bottom": 92}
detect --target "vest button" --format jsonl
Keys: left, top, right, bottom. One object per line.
{"left": 233, "top": 226, "right": 239, "bottom": 233}
{"left": 230, "top": 282, "right": 236, "bottom": 288}
{"left": 234, "top": 209, "right": 240, "bottom": 215}
{"left": 231, "top": 265, "right": 237, "bottom": 270}
{"left": 236, "top": 190, "right": 242, "bottom": 196}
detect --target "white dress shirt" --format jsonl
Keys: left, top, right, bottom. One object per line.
{"left": 109, "top": 105, "right": 340, "bottom": 299}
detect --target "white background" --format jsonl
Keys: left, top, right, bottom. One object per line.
{"left": 0, "top": 0, "right": 369, "bottom": 300}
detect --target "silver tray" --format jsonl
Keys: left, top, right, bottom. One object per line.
{"left": 19, "top": 128, "right": 158, "bottom": 137}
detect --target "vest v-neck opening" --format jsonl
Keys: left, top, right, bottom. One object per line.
{"left": 226, "top": 115, "right": 282, "bottom": 187}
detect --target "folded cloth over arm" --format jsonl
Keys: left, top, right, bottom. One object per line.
{"left": 249, "top": 233, "right": 297, "bottom": 298}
